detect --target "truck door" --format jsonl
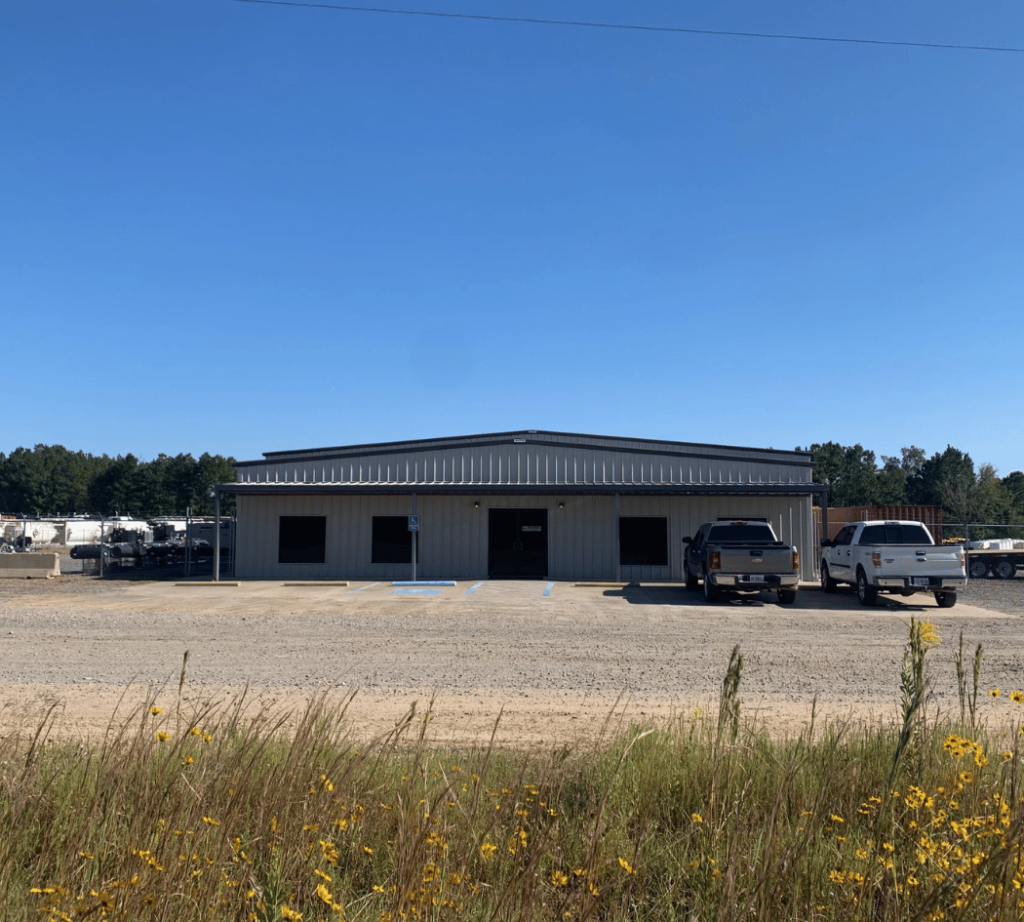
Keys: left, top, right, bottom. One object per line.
{"left": 829, "top": 525, "right": 857, "bottom": 578}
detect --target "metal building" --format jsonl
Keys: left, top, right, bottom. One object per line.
{"left": 222, "top": 430, "right": 825, "bottom": 582}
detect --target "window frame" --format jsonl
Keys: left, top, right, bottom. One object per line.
{"left": 371, "top": 515, "right": 414, "bottom": 564}
{"left": 278, "top": 515, "right": 327, "bottom": 564}
{"left": 619, "top": 515, "right": 670, "bottom": 567}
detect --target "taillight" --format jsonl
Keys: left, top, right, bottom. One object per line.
{"left": 710, "top": 551, "right": 721, "bottom": 570}
{"left": 871, "top": 552, "right": 882, "bottom": 568}
{"left": 792, "top": 548, "right": 800, "bottom": 571}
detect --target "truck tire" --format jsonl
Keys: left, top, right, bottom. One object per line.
{"left": 935, "top": 591, "right": 957, "bottom": 608}
{"left": 994, "top": 560, "right": 1016, "bottom": 580}
{"left": 777, "top": 589, "right": 797, "bottom": 604}
{"left": 703, "top": 570, "right": 721, "bottom": 603}
{"left": 856, "top": 569, "right": 878, "bottom": 607}
{"left": 820, "top": 562, "right": 837, "bottom": 593}
{"left": 969, "top": 558, "right": 990, "bottom": 579}
{"left": 685, "top": 564, "right": 699, "bottom": 591}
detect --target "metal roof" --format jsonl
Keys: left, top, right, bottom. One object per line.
{"left": 241, "top": 429, "right": 811, "bottom": 468}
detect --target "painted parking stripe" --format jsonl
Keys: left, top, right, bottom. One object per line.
{"left": 464, "top": 581, "right": 484, "bottom": 595}
{"left": 543, "top": 582, "right": 554, "bottom": 597}
{"left": 391, "top": 588, "right": 442, "bottom": 596}
{"left": 392, "top": 580, "right": 457, "bottom": 587}
{"left": 348, "top": 582, "right": 380, "bottom": 593}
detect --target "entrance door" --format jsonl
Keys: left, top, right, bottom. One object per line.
{"left": 488, "top": 508, "right": 548, "bottom": 578}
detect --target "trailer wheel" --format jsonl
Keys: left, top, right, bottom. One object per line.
{"left": 994, "top": 560, "right": 1016, "bottom": 580}
{"left": 968, "top": 559, "right": 990, "bottom": 579}
{"left": 935, "top": 591, "right": 957, "bottom": 608}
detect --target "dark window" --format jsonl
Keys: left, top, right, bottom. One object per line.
{"left": 619, "top": 516, "right": 669, "bottom": 566}
{"left": 859, "top": 524, "right": 932, "bottom": 545}
{"left": 835, "top": 526, "right": 855, "bottom": 546}
{"left": 278, "top": 516, "right": 326, "bottom": 564}
{"left": 372, "top": 516, "right": 413, "bottom": 564}
{"left": 705, "top": 524, "right": 777, "bottom": 544}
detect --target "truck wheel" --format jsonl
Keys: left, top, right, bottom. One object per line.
{"left": 703, "top": 570, "right": 721, "bottom": 603}
{"left": 820, "top": 562, "right": 837, "bottom": 593}
{"left": 777, "top": 589, "right": 797, "bottom": 604}
{"left": 969, "top": 559, "right": 990, "bottom": 579}
{"left": 856, "top": 569, "right": 878, "bottom": 607}
{"left": 935, "top": 591, "right": 957, "bottom": 608}
{"left": 685, "top": 565, "right": 699, "bottom": 590}
{"left": 994, "top": 560, "right": 1016, "bottom": 580}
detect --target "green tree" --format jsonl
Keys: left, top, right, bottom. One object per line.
{"left": 87, "top": 454, "right": 142, "bottom": 516}
{"left": 1002, "top": 471, "right": 1024, "bottom": 518}
{"left": 804, "top": 442, "right": 879, "bottom": 507}
{"left": 914, "top": 446, "right": 975, "bottom": 517}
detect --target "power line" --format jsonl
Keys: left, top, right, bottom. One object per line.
{"left": 233, "top": 0, "right": 1024, "bottom": 54}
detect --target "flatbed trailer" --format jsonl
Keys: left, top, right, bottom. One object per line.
{"left": 966, "top": 543, "right": 1024, "bottom": 579}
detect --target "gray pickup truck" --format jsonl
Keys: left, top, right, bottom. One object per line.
{"left": 684, "top": 519, "right": 800, "bottom": 604}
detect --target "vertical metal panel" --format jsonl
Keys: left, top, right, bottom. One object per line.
{"left": 241, "top": 443, "right": 813, "bottom": 489}
{"left": 235, "top": 491, "right": 814, "bottom": 582}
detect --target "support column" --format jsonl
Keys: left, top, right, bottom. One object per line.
{"left": 213, "top": 489, "right": 221, "bottom": 582}
{"left": 614, "top": 491, "right": 621, "bottom": 583}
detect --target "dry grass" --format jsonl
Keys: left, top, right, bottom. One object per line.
{"left": 3, "top": 632, "right": 1024, "bottom": 922}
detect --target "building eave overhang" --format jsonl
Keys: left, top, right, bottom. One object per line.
{"left": 219, "top": 482, "right": 826, "bottom": 498}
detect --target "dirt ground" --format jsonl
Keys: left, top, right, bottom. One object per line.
{"left": 1, "top": 575, "right": 1022, "bottom": 747}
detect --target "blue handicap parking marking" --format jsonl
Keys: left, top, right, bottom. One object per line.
{"left": 391, "top": 588, "right": 442, "bottom": 596}
{"left": 464, "top": 582, "right": 484, "bottom": 595}
{"left": 543, "top": 582, "right": 554, "bottom": 597}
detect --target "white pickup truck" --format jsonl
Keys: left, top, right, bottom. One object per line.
{"left": 819, "top": 520, "right": 966, "bottom": 608}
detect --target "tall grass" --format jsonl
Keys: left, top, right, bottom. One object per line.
{"left": 2, "top": 625, "right": 1024, "bottom": 921}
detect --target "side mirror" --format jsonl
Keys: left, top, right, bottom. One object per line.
{"left": 820, "top": 538, "right": 832, "bottom": 548}
{"left": 682, "top": 536, "right": 691, "bottom": 544}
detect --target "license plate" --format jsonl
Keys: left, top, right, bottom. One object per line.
{"left": 745, "top": 575, "right": 766, "bottom": 583}
{"left": 910, "top": 577, "right": 930, "bottom": 587}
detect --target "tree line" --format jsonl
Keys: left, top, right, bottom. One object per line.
{"left": 2, "top": 441, "right": 1022, "bottom": 525}
{"left": 0, "top": 445, "right": 237, "bottom": 517}
{"left": 802, "top": 443, "right": 1024, "bottom": 525}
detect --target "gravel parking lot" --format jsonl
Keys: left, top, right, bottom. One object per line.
{"left": 1, "top": 573, "right": 1022, "bottom": 745}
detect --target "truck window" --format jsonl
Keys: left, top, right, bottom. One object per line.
{"left": 858, "top": 524, "right": 932, "bottom": 545}
{"left": 834, "top": 526, "right": 855, "bottom": 546}
{"left": 706, "top": 524, "right": 776, "bottom": 543}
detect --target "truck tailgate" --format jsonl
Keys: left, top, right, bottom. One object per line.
{"left": 719, "top": 546, "right": 793, "bottom": 575}
{"left": 875, "top": 546, "right": 965, "bottom": 579}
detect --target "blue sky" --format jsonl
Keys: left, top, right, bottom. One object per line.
{"left": 4, "top": 1, "right": 1022, "bottom": 474}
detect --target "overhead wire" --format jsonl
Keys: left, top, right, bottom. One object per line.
{"left": 232, "top": 0, "right": 1024, "bottom": 54}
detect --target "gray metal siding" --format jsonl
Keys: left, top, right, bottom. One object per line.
{"left": 238, "top": 444, "right": 809, "bottom": 488}
{"left": 235, "top": 493, "right": 814, "bottom": 582}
